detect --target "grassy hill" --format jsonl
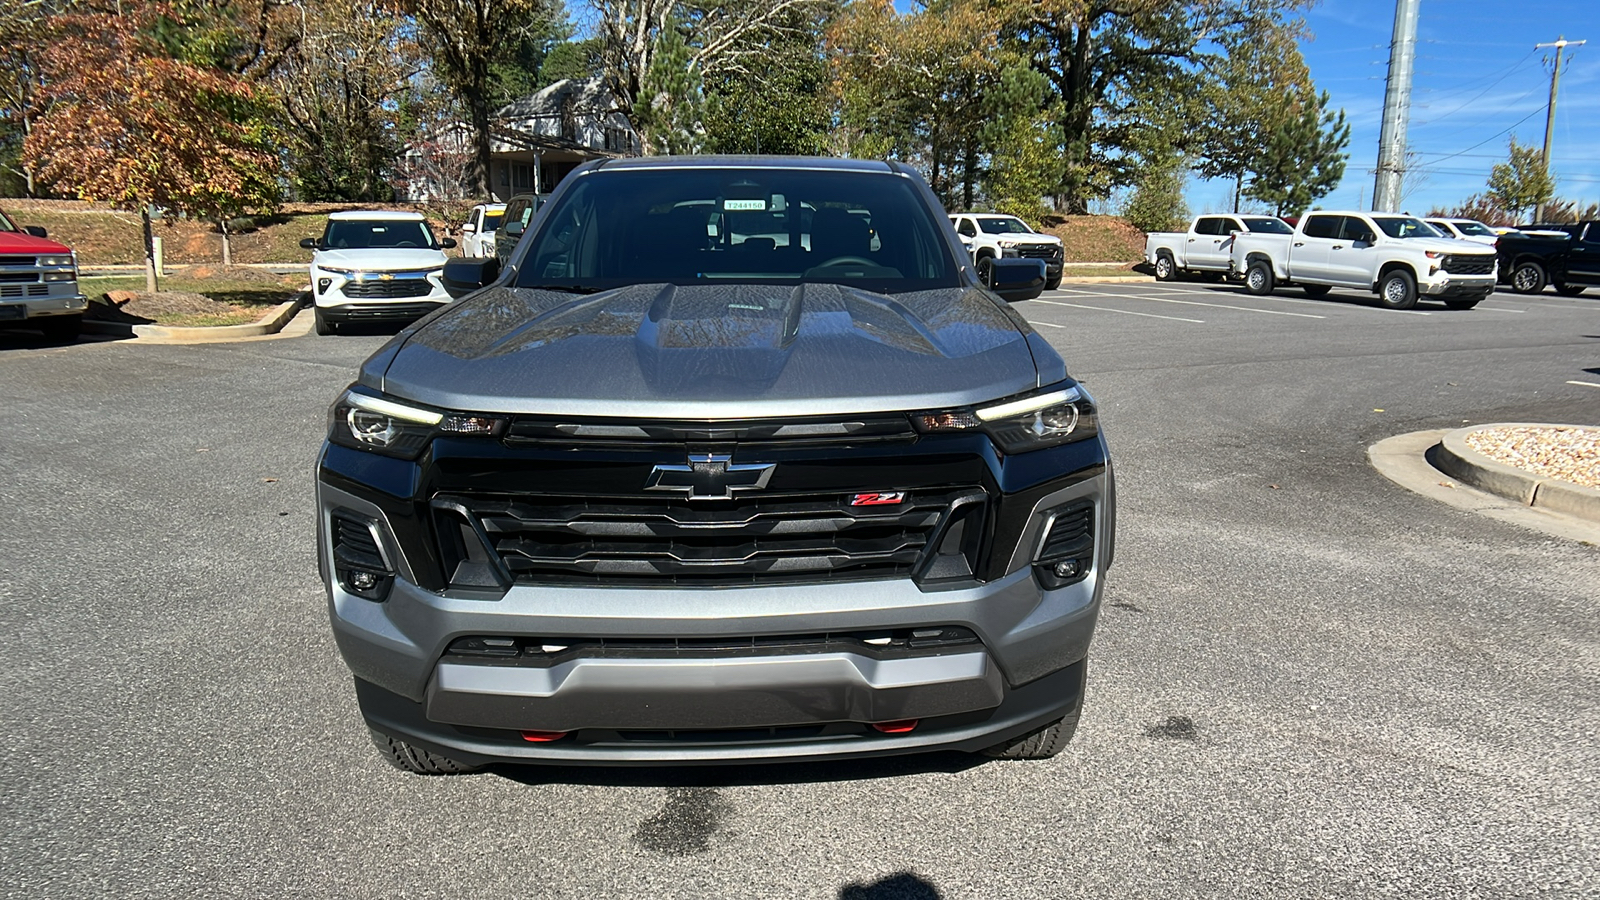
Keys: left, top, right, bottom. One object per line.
{"left": 1, "top": 200, "right": 466, "bottom": 267}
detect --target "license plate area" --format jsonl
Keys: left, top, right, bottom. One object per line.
{"left": 0, "top": 304, "right": 25, "bottom": 320}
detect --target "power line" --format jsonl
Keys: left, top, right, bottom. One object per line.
{"left": 1420, "top": 103, "right": 1549, "bottom": 166}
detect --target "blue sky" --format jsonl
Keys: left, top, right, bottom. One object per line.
{"left": 1195, "top": 0, "right": 1599, "bottom": 215}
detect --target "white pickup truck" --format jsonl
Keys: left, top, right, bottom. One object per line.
{"left": 1144, "top": 214, "right": 1296, "bottom": 281}
{"left": 1229, "top": 210, "right": 1499, "bottom": 310}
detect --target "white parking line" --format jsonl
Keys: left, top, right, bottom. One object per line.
{"left": 1468, "top": 306, "right": 1527, "bottom": 313}
{"left": 1568, "top": 380, "right": 1600, "bottom": 389}
{"left": 1111, "top": 294, "right": 1327, "bottom": 319}
{"left": 1081, "top": 285, "right": 1443, "bottom": 315}
{"left": 1030, "top": 301, "right": 1204, "bottom": 323}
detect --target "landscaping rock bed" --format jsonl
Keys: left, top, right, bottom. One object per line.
{"left": 1464, "top": 425, "right": 1600, "bottom": 489}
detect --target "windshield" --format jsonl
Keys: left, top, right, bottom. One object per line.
{"left": 976, "top": 217, "right": 1034, "bottom": 235}
{"left": 1452, "top": 220, "right": 1495, "bottom": 236}
{"left": 481, "top": 211, "right": 504, "bottom": 233}
{"left": 1371, "top": 216, "right": 1441, "bottom": 239}
{"left": 1242, "top": 217, "right": 1293, "bottom": 234}
{"left": 515, "top": 168, "right": 960, "bottom": 292}
{"left": 323, "top": 219, "right": 437, "bottom": 250}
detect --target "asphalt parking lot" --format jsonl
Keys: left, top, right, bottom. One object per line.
{"left": 1, "top": 281, "right": 1597, "bottom": 898}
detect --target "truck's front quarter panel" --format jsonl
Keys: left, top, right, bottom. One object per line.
{"left": 316, "top": 413, "right": 1112, "bottom": 764}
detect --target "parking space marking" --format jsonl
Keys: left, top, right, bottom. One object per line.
{"left": 1111, "top": 294, "right": 1327, "bottom": 319}
{"left": 1030, "top": 301, "right": 1204, "bottom": 323}
{"left": 1467, "top": 305, "right": 1528, "bottom": 313}
{"left": 1091, "top": 285, "right": 1446, "bottom": 315}
{"left": 1568, "top": 380, "right": 1600, "bottom": 389}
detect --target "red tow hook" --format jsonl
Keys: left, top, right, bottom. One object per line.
{"left": 520, "top": 730, "right": 568, "bottom": 742}
{"left": 870, "top": 719, "right": 919, "bottom": 734}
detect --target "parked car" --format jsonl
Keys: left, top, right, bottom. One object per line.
{"left": 1144, "top": 214, "right": 1295, "bottom": 281}
{"left": 319, "top": 156, "right": 1103, "bottom": 773}
{"left": 1423, "top": 218, "right": 1501, "bottom": 246}
{"left": 1494, "top": 220, "right": 1599, "bottom": 295}
{"left": 494, "top": 192, "right": 549, "bottom": 259}
{"left": 1230, "top": 210, "right": 1498, "bottom": 310}
{"left": 0, "top": 207, "right": 86, "bottom": 341}
{"left": 300, "top": 211, "right": 457, "bottom": 335}
{"left": 949, "top": 213, "right": 1064, "bottom": 289}
{"left": 458, "top": 203, "right": 506, "bottom": 257}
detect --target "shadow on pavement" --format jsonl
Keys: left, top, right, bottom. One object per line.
{"left": 491, "top": 749, "right": 986, "bottom": 789}
{"left": 839, "top": 872, "right": 944, "bottom": 899}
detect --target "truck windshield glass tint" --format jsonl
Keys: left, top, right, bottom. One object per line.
{"left": 977, "top": 217, "right": 1034, "bottom": 235}
{"left": 1453, "top": 221, "right": 1494, "bottom": 236}
{"left": 516, "top": 170, "right": 959, "bottom": 291}
{"left": 1243, "top": 218, "right": 1293, "bottom": 234}
{"left": 325, "top": 220, "right": 436, "bottom": 249}
{"left": 1372, "top": 217, "right": 1441, "bottom": 239}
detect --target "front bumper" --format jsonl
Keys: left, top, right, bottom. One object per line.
{"left": 1419, "top": 274, "right": 1496, "bottom": 297}
{"left": 318, "top": 460, "right": 1111, "bottom": 764}
{"left": 316, "top": 301, "right": 449, "bottom": 322}
{"left": 0, "top": 291, "right": 87, "bottom": 322}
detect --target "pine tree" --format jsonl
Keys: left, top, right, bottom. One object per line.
{"left": 1244, "top": 90, "right": 1349, "bottom": 216}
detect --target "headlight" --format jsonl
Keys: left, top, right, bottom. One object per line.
{"left": 43, "top": 272, "right": 77, "bottom": 282}
{"left": 317, "top": 265, "right": 357, "bottom": 276}
{"left": 328, "top": 389, "right": 506, "bottom": 460}
{"left": 998, "top": 240, "right": 1016, "bottom": 248}
{"left": 912, "top": 384, "right": 1098, "bottom": 453}
{"left": 38, "top": 255, "right": 74, "bottom": 267}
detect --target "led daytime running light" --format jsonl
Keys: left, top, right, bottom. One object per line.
{"left": 975, "top": 387, "right": 1079, "bottom": 422}
{"left": 345, "top": 393, "right": 443, "bottom": 425}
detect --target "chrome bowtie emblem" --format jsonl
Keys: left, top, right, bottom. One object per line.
{"left": 646, "top": 453, "right": 775, "bottom": 500}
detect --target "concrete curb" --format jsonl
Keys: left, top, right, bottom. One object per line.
{"left": 1368, "top": 429, "right": 1600, "bottom": 544}
{"left": 82, "top": 296, "right": 304, "bottom": 343}
{"left": 1435, "top": 424, "right": 1600, "bottom": 523}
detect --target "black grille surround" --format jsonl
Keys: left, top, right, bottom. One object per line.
{"left": 341, "top": 277, "right": 434, "bottom": 299}
{"left": 0, "top": 256, "right": 35, "bottom": 266}
{"left": 1442, "top": 254, "right": 1494, "bottom": 276}
{"left": 433, "top": 487, "right": 986, "bottom": 588}
{"left": 1015, "top": 245, "right": 1061, "bottom": 260}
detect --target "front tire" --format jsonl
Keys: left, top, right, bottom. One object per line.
{"left": 1045, "top": 276, "right": 1062, "bottom": 291}
{"left": 1510, "top": 261, "right": 1547, "bottom": 294}
{"left": 1154, "top": 253, "right": 1176, "bottom": 282}
{"left": 1377, "top": 268, "right": 1419, "bottom": 310}
{"left": 370, "top": 728, "right": 482, "bottom": 775}
{"left": 1554, "top": 282, "right": 1587, "bottom": 296}
{"left": 1244, "top": 260, "right": 1275, "bottom": 295}
{"left": 1302, "top": 284, "right": 1331, "bottom": 298}
{"left": 982, "top": 716, "right": 1079, "bottom": 760}
{"left": 313, "top": 307, "right": 336, "bottom": 335}
{"left": 976, "top": 256, "right": 994, "bottom": 288}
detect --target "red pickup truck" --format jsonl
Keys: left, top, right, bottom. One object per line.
{"left": 0, "top": 207, "right": 86, "bottom": 340}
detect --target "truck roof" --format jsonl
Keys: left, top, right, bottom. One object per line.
{"left": 328, "top": 210, "right": 426, "bottom": 221}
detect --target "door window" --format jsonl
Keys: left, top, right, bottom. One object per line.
{"left": 1194, "top": 218, "right": 1220, "bottom": 236}
{"left": 1301, "top": 215, "right": 1339, "bottom": 239}
{"left": 956, "top": 218, "right": 977, "bottom": 237}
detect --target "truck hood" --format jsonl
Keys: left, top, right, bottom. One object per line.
{"left": 376, "top": 282, "right": 1043, "bottom": 418}
{"left": 0, "top": 231, "right": 72, "bottom": 254}
{"left": 1398, "top": 237, "right": 1494, "bottom": 256}
{"left": 312, "top": 248, "right": 448, "bottom": 272}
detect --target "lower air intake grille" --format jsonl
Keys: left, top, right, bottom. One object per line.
{"left": 1040, "top": 501, "right": 1093, "bottom": 560}
{"left": 434, "top": 489, "right": 979, "bottom": 586}
{"left": 1442, "top": 255, "right": 1494, "bottom": 275}
{"left": 342, "top": 278, "right": 434, "bottom": 298}
{"left": 331, "top": 513, "right": 384, "bottom": 570}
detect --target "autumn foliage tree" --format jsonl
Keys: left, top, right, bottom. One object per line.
{"left": 23, "top": 9, "right": 280, "bottom": 289}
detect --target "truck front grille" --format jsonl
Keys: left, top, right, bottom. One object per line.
{"left": 1015, "top": 245, "right": 1061, "bottom": 260}
{"left": 0, "top": 256, "right": 35, "bottom": 266}
{"left": 433, "top": 488, "right": 984, "bottom": 587}
{"left": 341, "top": 278, "right": 434, "bottom": 299}
{"left": 1442, "top": 255, "right": 1494, "bottom": 275}
{"left": 0, "top": 285, "right": 49, "bottom": 298}
{"left": 0, "top": 272, "right": 39, "bottom": 283}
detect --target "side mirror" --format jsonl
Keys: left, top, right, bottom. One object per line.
{"left": 504, "top": 219, "right": 525, "bottom": 237}
{"left": 442, "top": 257, "right": 500, "bottom": 298}
{"left": 23, "top": 225, "right": 47, "bottom": 238}
{"left": 440, "top": 237, "right": 457, "bottom": 249}
{"left": 299, "top": 237, "right": 319, "bottom": 250}
{"left": 988, "top": 258, "right": 1047, "bottom": 303}
{"left": 461, "top": 223, "right": 476, "bottom": 234}
{"left": 1357, "top": 232, "right": 1376, "bottom": 244}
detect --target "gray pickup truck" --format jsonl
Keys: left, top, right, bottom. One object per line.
{"left": 318, "top": 156, "right": 1114, "bottom": 772}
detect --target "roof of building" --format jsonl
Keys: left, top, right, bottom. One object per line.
{"left": 497, "top": 76, "right": 614, "bottom": 120}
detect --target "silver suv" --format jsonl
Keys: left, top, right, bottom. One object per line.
{"left": 318, "top": 156, "right": 1112, "bottom": 772}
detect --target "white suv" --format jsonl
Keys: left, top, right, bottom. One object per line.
{"left": 301, "top": 211, "right": 456, "bottom": 335}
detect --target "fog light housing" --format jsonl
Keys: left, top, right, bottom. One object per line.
{"left": 1033, "top": 500, "right": 1094, "bottom": 589}
{"left": 317, "top": 277, "right": 332, "bottom": 294}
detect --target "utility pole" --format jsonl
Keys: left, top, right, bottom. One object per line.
{"left": 1533, "top": 36, "right": 1586, "bottom": 222}
{"left": 1373, "top": 0, "right": 1422, "bottom": 212}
